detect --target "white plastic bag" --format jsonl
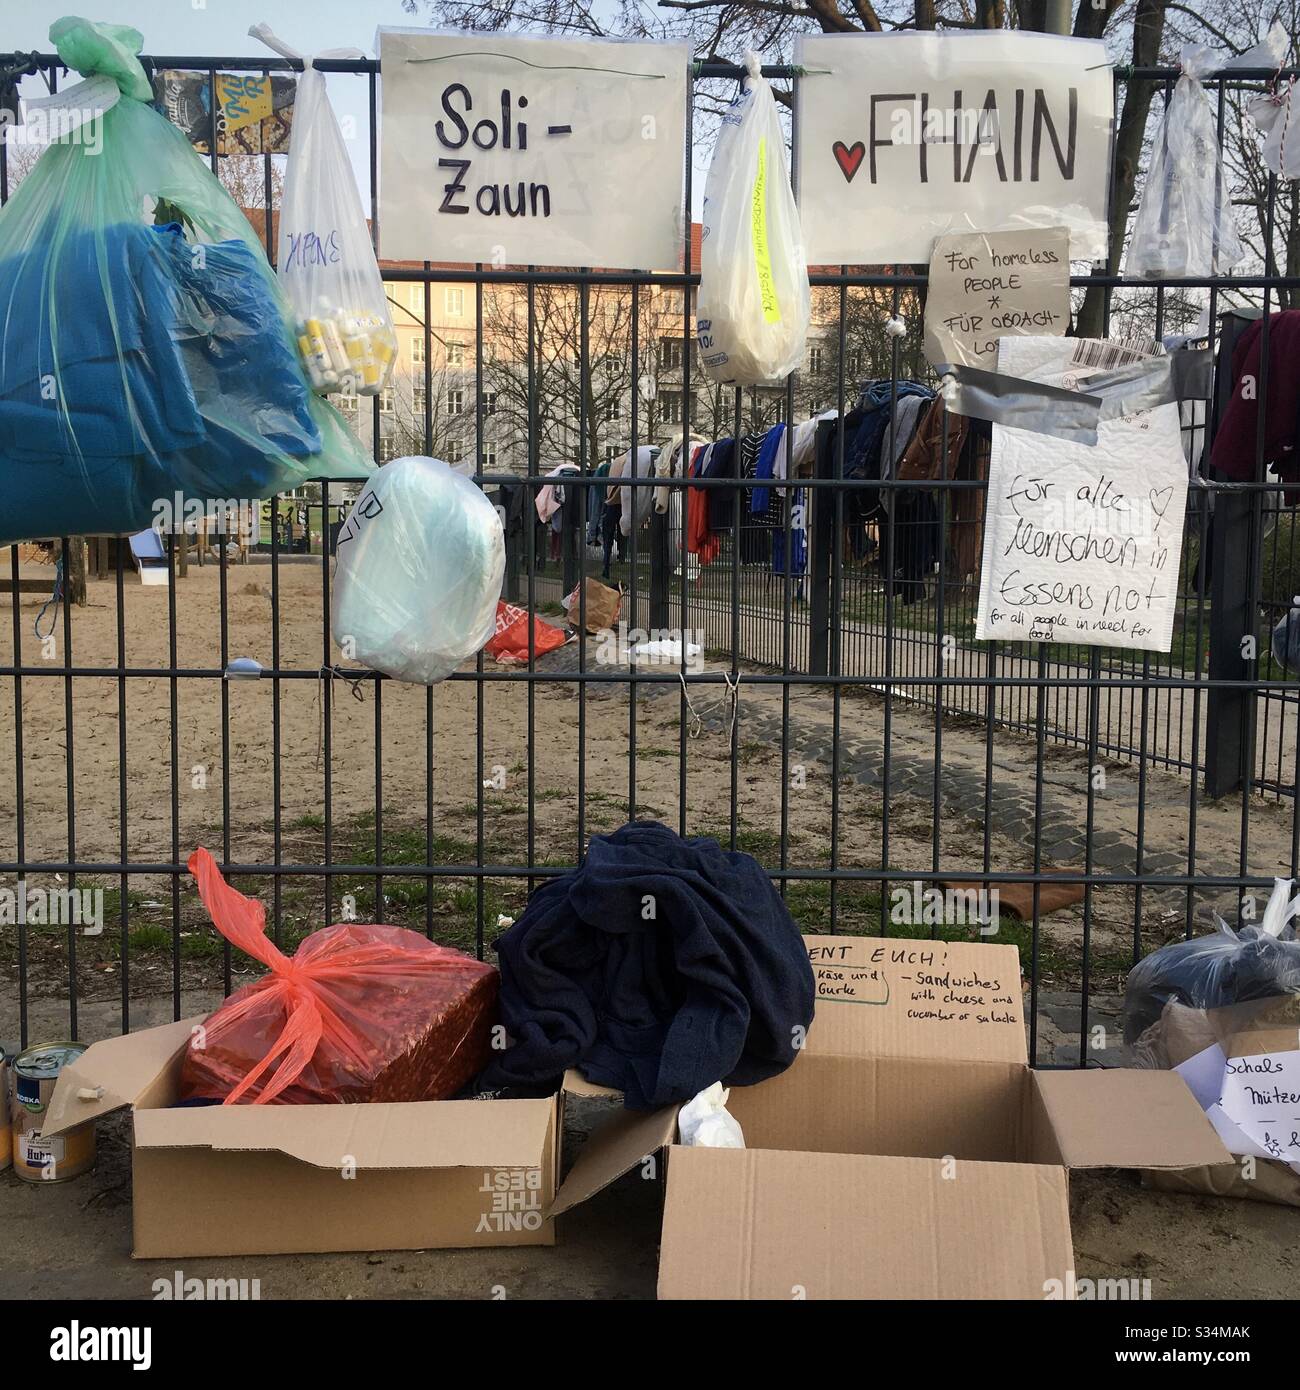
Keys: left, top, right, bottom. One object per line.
{"left": 1126, "top": 46, "right": 1245, "bottom": 279}
{"left": 332, "top": 456, "right": 505, "bottom": 684}
{"left": 696, "top": 52, "right": 809, "bottom": 386}
{"left": 253, "top": 24, "right": 396, "bottom": 396}
{"left": 678, "top": 1082, "right": 745, "bottom": 1148}
{"left": 1245, "top": 23, "right": 1299, "bottom": 179}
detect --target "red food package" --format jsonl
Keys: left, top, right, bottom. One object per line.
{"left": 180, "top": 848, "right": 499, "bottom": 1105}
{"left": 484, "top": 600, "right": 567, "bottom": 663}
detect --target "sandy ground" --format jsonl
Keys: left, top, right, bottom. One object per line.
{"left": 2, "top": 559, "right": 1299, "bottom": 1299}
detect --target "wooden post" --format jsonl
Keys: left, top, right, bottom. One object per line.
{"left": 64, "top": 537, "right": 87, "bottom": 607}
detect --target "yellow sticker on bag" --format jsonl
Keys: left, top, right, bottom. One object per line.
{"left": 752, "top": 136, "right": 781, "bottom": 326}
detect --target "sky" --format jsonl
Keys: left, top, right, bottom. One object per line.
{"left": 9, "top": 0, "right": 426, "bottom": 198}
{"left": 10, "top": 1, "right": 715, "bottom": 222}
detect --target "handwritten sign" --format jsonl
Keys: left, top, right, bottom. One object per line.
{"left": 975, "top": 337, "right": 1188, "bottom": 653}
{"left": 1178, "top": 1044, "right": 1300, "bottom": 1173}
{"left": 793, "top": 31, "right": 1113, "bottom": 265}
{"left": 923, "top": 226, "right": 1070, "bottom": 369}
{"left": 806, "top": 939, "right": 1023, "bottom": 1037}
{"left": 378, "top": 30, "right": 687, "bottom": 270}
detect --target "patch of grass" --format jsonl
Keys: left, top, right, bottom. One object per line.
{"left": 127, "top": 924, "right": 172, "bottom": 954}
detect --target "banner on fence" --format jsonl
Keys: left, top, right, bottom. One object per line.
{"left": 378, "top": 30, "right": 688, "bottom": 270}
{"left": 975, "top": 337, "right": 1189, "bottom": 654}
{"left": 794, "top": 32, "right": 1113, "bottom": 265}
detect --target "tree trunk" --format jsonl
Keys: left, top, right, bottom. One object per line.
{"left": 1076, "top": 0, "right": 1169, "bottom": 339}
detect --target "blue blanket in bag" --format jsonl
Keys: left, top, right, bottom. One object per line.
{"left": 0, "top": 222, "right": 320, "bottom": 543}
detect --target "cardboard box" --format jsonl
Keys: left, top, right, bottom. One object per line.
{"left": 1137, "top": 994, "right": 1300, "bottom": 1207}
{"left": 42, "top": 1019, "right": 559, "bottom": 1258}
{"left": 551, "top": 934, "right": 1234, "bottom": 1299}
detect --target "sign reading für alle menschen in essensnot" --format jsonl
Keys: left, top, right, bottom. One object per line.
{"left": 794, "top": 31, "right": 1114, "bottom": 265}
{"left": 378, "top": 30, "right": 688, "bottom": 271}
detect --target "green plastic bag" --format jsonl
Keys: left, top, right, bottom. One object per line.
{"left": 0, "top": 17, "right": 371, "bottom": 545}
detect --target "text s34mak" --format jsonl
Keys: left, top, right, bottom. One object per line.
{"left": 378, "top": 30, "right": 688, "bottom": 271}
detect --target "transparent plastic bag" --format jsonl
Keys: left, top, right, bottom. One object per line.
{"left": 1249, "top": 85, "right": 1300, "bottom": 180}
{"left": 696, "top": 52, "right": 810, "bottom": 387}
{"left": 1273, "top": 596, "right": 1300, "bottom": 674}
{"left": 331, "top": 455, "right": 505, "bottom": 683}
{"left": 0, "top": 17, "right": 370, "bottom": 547}
{"left": 1126, "top": 46, "right": 1245, "bottom": 279}
{"left": 253, "top": 25, "right": 396, "bottom": 396}
{"left": 1123, "top": 878, "right": 1300, "bottom": 1043}
{"left": 181, "top": 848, "right": 499, "bottom": 1105}
{"left": 1245, "top": 23, "right": 1299, "bottom": 179}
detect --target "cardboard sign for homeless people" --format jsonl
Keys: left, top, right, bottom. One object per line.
{"left": 552, "top": 934, "right": 1233, "bottom": 1300}
{"left": 794, "top": 31, "right": 1113, "bottom": 266}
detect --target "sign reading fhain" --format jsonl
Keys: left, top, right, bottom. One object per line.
{"left": 794, "top": 32, "right": 1113, "bottom": 265}
{"left": 379, "top": 31, "right": 688, "bottom": 270}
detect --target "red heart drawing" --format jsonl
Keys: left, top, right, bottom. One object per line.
{"left": 833, "top": 140, "right": 865, "bottom": 183}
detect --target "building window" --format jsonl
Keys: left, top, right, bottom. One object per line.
{"left": 605, "top": 444, "right": 623, "bottom": 465}
{"left": 661, "top": 391, "right": 682, "bottom": 425}
{"left": 446, "top": 439, "right": 465, "bottom": 463}
{"left": 378, "top": 436, "right": 399, "bottom": 462}
{"left": 448, "top": 388, "right": 464, "bottom": 415}
{"left": 411, "top": 336, "right": 425, "bottom": 365}
{"left": 808, "top": 346, "right": 824, "bottom": 375}
{"left": 660, "top": 339, "right": 682, "bottom": 372}
{"left": 413, "top": 382, "right": 427, "bottom": 414}
{"left": 847, "top": 348, "right": 864, "bottom": 377}
{"left": 603, "top": 398, "right": 621, "bottom": 422}
{"left": 445, "top": 287, "right": 464, "bottom": 317}
{"left": 481, "top": 445, "right": 497, "bottom": 469}
{"left": 447, "top": 340, "right": 465, "bottom": 367}
{"left": 336, "top": 389, "right": 360, "bottom": 413}
{"left": 481, "top": 391, "right": 497, "bottom": 417}
{"left": 378, "top": 389, "right": 394, "bottom": 414}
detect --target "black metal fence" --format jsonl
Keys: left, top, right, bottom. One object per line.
{"left": 2, "top": 48, "right": 1298, "bottom": 1070}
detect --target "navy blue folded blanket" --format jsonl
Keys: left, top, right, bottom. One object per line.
{"left": 481, "top": 820, "right": 816, "bottom": 1110}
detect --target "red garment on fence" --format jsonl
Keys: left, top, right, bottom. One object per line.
{"left": 686, "top": 447, "right": 720, "bottom": 568}
{"left": 1209, "top": 311, "right": 1300, "bottom": 498}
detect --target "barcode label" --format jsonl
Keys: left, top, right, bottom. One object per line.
{"left": 1069, "top": 338, "right": 1161, "bottom": 370}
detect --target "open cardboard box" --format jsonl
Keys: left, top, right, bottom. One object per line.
{"left": 550, "top": 934, "right": 1234, "bottom": 1299}
{"left": 42, "top": 1019, "right": 561, "bottom": 1257}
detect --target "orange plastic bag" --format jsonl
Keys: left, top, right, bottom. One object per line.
{"left": 484, "top": 600, "right": 568, "bottom": 664}
{"left": 181, "top": 848, "right": 499, "bottom": 1105}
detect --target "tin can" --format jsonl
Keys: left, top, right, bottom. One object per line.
{"left": 12, "top": 1041, "right": 95, "bottom": 1183}
{"left": 0, "top": 1046, "right": 10, "bottom": 1172}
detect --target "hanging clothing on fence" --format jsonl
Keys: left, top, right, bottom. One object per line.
{"left": 702, "top": 435, "right": 739, "bottom": 530}
{"left": 535, "top": 463, "right": 578, "bottom": 524}
{"left": 750, "top": 422, "right": 787, "bottom": 516}
{"left": 878, "top": 392, "right": 931, "bottom": 518}
{"left": 614, "top": 445, "right": 660, "bottom": 536}
{"left": 586, "top": 460, "right": 612, "bottom": 544}
{"left": 772, "top": 486, "right": 807, "bottom": 578}
{"left": 1209, "top": 310, "right": 1300, "bottom": 497}
{"left": 687, "top": 445, "right": 721, "bottom": 569}
{"left": 897, "top": 397, "right": 970, "bottom": 484}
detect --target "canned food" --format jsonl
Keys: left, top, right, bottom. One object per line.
{"left": 0, "top": 1046, "right": 10, "bottom": 1172}
{"left": 13, "top": 1041, "right": 95, "bottom": 1183}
